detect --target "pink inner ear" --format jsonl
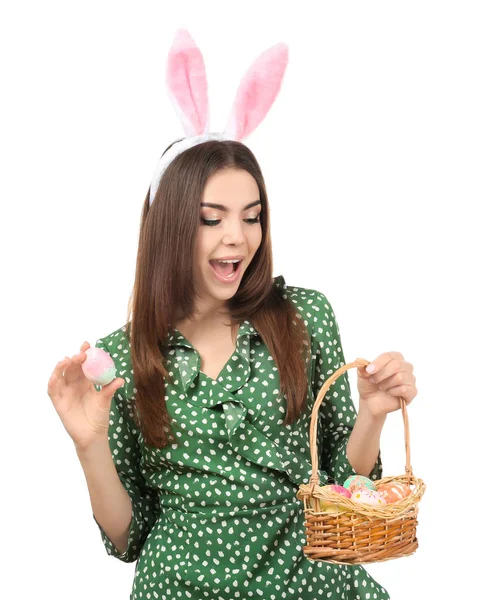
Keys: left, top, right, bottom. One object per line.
{"left": 226, "top": 43, "right": 289, "bottom": 141}
{"left": 166, "top": 29, "right": 209, "bottom": 136}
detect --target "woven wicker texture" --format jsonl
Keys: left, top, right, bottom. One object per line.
{"left": 296, "top": 358, "right": 426, "bottom": 564}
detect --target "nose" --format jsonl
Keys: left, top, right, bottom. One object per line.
{"left": 222, "top": 218, "right": 245, "bottom": 246}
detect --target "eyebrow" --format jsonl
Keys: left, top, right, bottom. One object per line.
{"left": 200, "top": 200, "right": 261, "bottom": 212}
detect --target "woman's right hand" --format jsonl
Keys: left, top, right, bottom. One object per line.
{"left": 47, "top": 341, "right": 125, "bottom": 452}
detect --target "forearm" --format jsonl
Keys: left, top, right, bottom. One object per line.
{"left": 76, "top": 440, "right": 132, "bottom": 555}
{"left": 346, "top": 404, "right": 386, "bottom": 477}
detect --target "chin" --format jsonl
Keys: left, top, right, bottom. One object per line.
{"left": 208, "top": 281, "right": 240, "bottom": 296}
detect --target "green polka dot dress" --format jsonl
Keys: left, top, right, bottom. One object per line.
{"left": 93, "top": 275, "right": 390, "bottom": 599}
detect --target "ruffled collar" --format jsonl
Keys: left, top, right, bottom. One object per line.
{"left": 165, "top": 319, "right": 258, "bottom": 392}
{"left": 163, "top": 274, "right": 286, "bottom": 392}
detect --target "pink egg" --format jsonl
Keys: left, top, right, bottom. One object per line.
{"left": 325, "top": 485, "right": 351, "bottom": 498}
{"left": 351, "top": 489, "right": 386, "bottom": 506}
{"left": 82, "top": 347, "right": 117, "bottom": 386}
{"left": 319, "top": 485, "right": 352, "bottom": 513}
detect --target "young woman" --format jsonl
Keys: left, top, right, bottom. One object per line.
{"left": 48, "top": 31, "right": 417, "bottom": 600}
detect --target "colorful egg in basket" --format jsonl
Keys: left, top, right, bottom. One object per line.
{"left": 319, "top": 485, "right": 352, "bottom": 513}
{"left": 343, "top": 475, "right": 377, "bottom": 494}
{"left": 377, "top": 482, "right": 412, "bottom": 503}
{"left": 351, "top": 489, "right": 386, "bottom": 505}
{"left": 296, "top": 357, "right": 426, "bottom": 564}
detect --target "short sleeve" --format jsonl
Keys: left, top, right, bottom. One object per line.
{"left": 92, "top": 338, "right": 161, "bottom": 563}
{"left": 309, "top": 292, "right": 383, "bottom": 484}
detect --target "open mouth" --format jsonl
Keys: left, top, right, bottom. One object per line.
{"left": 209, "top": 259, "right": 243, "bottom": 281}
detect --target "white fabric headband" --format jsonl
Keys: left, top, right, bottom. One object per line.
{"left": 149, "top": 29, "right": 289, "bottom": 206}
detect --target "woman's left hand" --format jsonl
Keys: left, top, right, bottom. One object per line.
{"left": 356, "top": 352, "right": 417, "bottom": 418}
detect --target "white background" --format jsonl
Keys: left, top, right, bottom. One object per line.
{"left": 2, "top": 1, "right": 484, "bottom": 598}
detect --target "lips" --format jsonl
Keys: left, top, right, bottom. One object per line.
{"left": 209, "top": 258, "right": 243, "bottom": 283}
{"left": 209, "top": 255, "right": 245, "bottom": 262}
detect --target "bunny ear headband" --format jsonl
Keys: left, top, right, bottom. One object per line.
{"left": 149, "top": 28, "right": 289, "bottom": 205}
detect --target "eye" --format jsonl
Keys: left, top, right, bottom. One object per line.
{"left": 200, "top": 215, "right": 261, "bottom": 226}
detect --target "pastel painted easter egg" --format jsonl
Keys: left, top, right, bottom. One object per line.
{"left": 81, "top": 347, "right": 117, "bottom": 386}
{"left": 319, "top": 499, "right": 350, "bottom": 513}
{"left": 351, "top": 489, "right": 386, "bottom": 506}
{"left": 377, "top": 482, "right": 412, "bottom": 504}
{"left": 343, "top": 475, "right": 377, "bottom": 494}
{"left": 319, "top": 485, "right": 351, "bottom": 513}
{"left": 324, "top": 485, "right": 351, "bottom": 498}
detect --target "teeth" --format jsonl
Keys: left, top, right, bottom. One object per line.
{"left": 217, "top": 259, "right": 240, "bottom": 263}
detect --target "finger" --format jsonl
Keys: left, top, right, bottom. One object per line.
{"left": 64, "top": 351, "right": 88, "bottom": 382}
{"left": 47, "top": 357, "right": 71, "bottom": 397}
{"left": 69, "top": 343, "right": 91, "bottom": 371}
{"left": 366, "top": 352, "right": 405, "bottom": 376}
{"left": 357, "top": 364, "right": 373, "bottom": 377}
{"left": 382, "top": 384, "right": 416, "bottom": 403}
{"left": 369, "top": 359, "right": 412, "bottom": 384}
{"left": 57, "top": 357, "right": 72, "bottom": 377}
{"left": 372, "top": 369, "right": 414, "bottom": 389}
{"left": 72, "top": 350, "right": 87, "bottom": 364}
{"left": 365, "top": 352, "right": 395, "bottom": 376}
{"left": 100, "top": 377, "right": 125, "bottom": 400}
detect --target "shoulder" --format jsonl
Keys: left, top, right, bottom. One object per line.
{"left": 273, "top": 274, "right": 337, "bottom": 333}
{"left": 95, "top": 324, "right": 130, "bottom": 355}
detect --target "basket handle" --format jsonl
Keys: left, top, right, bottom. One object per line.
{"left": 309, "top": 358, "right": 413, "bottom": 491}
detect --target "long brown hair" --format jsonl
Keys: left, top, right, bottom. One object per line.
{"left": 123, "top": 140, "right": 311, "bottom": 449}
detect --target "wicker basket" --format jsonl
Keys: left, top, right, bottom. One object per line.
{"left": 296, "top": 358, "right": 426, "bottom": 564}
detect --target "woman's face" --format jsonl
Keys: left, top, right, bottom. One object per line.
{"left": 194, "top": 168, "right": 263, "bottom": 312}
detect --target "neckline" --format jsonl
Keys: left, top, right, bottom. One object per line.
{"left": 166, "top": 318, "right": 258, "bottom": 349}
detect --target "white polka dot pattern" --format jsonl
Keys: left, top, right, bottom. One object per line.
{"left": 92, "top": 275, "right": 389, "bottom": 599}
